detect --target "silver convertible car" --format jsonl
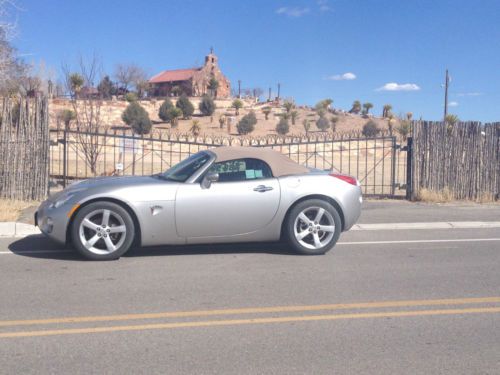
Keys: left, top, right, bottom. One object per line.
{"left": 36, "top": 147, "right": 362, "bottom": 260}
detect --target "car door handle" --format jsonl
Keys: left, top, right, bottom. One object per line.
{"left": 253, "top": 185, "right": 274, "bottom": 193}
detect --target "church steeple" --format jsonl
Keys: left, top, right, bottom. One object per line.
{"left": 205, "top": 48, "right": 218, "bottom": 66}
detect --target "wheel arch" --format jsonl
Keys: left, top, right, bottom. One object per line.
{"left": 66, "top": 197, "right": 142, "bottom": 246}
{"left": 280, "top": 194, "right": 345, "bottom": 239}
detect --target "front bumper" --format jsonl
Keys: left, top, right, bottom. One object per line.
{"left": 35, "top": 200, "right": 70, "bottom": 244}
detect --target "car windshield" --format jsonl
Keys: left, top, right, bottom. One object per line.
{"left": 157, "top": 152, "right": 211, "bottom": 182}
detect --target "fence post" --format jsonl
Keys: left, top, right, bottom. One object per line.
{"left": 405, "top": 137, "right": 413, "bottom": 200}
{"left": 390, "top": 137, "right": 396, "bottom": 197}
{"left": 62, "top": 127, "right": 67, "bottom": 188}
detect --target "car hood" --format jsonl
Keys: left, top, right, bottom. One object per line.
{"left": 50, "top": 175, "right": 172, "bottom": 201}
{"left": 70, "top": 175, "right": 166, "bottom": 189}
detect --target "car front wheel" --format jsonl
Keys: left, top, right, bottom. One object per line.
{"left": 71, "top": 201, "right": 135, "bottom": 260}
{"left": 285, "top": 199, "right": 342, "bottom": 255}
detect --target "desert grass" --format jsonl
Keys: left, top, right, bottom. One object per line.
{"left": 416, "top": 188, "right": 498, "bottom": 203}
{"left": 0, "top": 199, "right": 37, "bottom": 222}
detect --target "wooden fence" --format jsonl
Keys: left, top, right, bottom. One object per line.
{"left": 410, "top": 121, "right": 500, "bottom": 201}
{"left": 0, "top": 96, "right": 50, "bottom": 201}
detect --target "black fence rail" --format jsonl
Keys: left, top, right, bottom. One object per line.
{"left": 49, "top": 129, "right": 408, "bottom": 197}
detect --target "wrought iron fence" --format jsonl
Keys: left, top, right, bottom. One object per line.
{"left": 49, "top": 128, "right": 408, "bottom": 197}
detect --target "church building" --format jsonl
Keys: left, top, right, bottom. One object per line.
{"left": 149, "top": 50, "right": 231, "bottom": 98}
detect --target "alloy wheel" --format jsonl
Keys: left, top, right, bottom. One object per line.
{"left": 78, "top": 209, "right": 127, "bottom": 255}
{"left": 293, "top": 206, "right": 335, "bottom": 250}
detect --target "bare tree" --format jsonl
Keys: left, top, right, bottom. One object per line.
{"left": 0, "top": 1, "right": 27, "bottom": 95}
{"left": 62, "top": 55, "right": 104, "bottom": 174}
{"left": 114, "top": 63, "right": 148, "bottom": 95}
{"left": 17, "top": 60, "right": 56, "bottom": 96}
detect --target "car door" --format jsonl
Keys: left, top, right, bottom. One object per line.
{"left": 175, "top": 158, "right": 280, "bottom": 238}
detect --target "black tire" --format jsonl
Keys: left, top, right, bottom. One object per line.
{"left": 285, "top": 199, "right": 342, "bottom": 255}
{"left": 71, "top": 201, "right": 135, "bottom": 260}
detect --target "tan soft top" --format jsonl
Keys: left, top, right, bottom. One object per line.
{"left": 211, "top": 146, "right": 310, "bottom": 177}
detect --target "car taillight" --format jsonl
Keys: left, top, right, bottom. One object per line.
{"left": 329, "top": 173, "right": 358, "bottom": 186}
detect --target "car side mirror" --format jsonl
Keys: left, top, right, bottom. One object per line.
{"left": 201, "top": 172, "right": 219, "bottom": 189}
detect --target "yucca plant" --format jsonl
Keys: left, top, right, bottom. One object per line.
{"left": 283, "top": 100, "right": 294, "bottom": 113}
{"left": 218, "top": 115, "right": 226, "bottom": 129}
{"left": 190, "top": 120, "right": 201, "bottom": 136}
{"left": 262, "top": 107, "right": 272, "bottom": 120}
{"left": 362, "top": 102, "right": 373, "bottom": 115}
{"left": 350, "top": 100, "right": 362, "bottom": 114}
{"left": 302, "top": 119, "right": 311, "bottom": 135}
{"left": 382, "top": 104, "right": 393, "bottom": 118}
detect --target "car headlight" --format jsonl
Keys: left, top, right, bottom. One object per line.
{"left": 49, "top": 189, "right": 86, "bottom": 209}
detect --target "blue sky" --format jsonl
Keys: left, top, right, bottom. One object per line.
{"left": 11, "top": 0, "right": 500, "bottom": 121}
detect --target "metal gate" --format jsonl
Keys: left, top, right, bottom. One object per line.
{"left": 49, "top": 129, "right": 409, "bottom": 198}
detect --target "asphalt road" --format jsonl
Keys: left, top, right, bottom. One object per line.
{"left": 1, "top": 203, "right": 499, "bottom": 374}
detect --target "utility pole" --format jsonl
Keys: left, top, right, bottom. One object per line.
{"left": 268, "top": 87, "right": 271, "bottom": 102}
{"left": 238, "top": 80, "right": 241, "bottom": 98}
{"left": 443, "top": 69, "right": 449, "bottom": 121}
{"left": 277, "top": 83, "right": 281, "bottom": 100}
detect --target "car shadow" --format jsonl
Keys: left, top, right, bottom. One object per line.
{"left": 8, "top": 235, "right": 296, "bottom": 261}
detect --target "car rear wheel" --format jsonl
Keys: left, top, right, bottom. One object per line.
{"left": 71, "top": 201, "right": 135, "bottom": 260}
{"left": 285, "top": 199, "right": 341, "bottom": 255}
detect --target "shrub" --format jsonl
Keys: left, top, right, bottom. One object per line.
{"left": 168, "top": 107, "right": 183, "bottom": 128}
{"left": 237, "top": 111, "right": 257, "bottom": 135}
{"left": 122, "top": 102, "right": 152, "bottom": 134}
{"left": 362, "top": 120, "right": 380, "bottom": 137}
{"left": 316, "top": 116, "right": 330, "bottom": 132}
{"left": 97, "top": 76, "right": 115, "bottom": 99}
{"left": 396, "top": 120, "right": 411, "bottom": 140}
{"left": 57, "top": 109, "right": 76, "bottom": 128}
{"left": 125, "top": 92, "right": 138, "bottom": 102}
{"left": 176, "top": 94, "right": 194, "bottom": 119}
{"left": 276, "top": 118, "right": 290, "bottom": 135}
{"left": 232, "top": 99, "right": 243, "bottom": 115}
{"left": 199, "top": 95, "right": 216, "bottom": 116}
{"left": 158, "top": 98, "right": 174, "bottom": 122}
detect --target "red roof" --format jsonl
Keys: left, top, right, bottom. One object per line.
{"left": 149, "top": 68, "right": 200, "bottom": 83}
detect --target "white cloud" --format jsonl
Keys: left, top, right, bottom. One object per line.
{"left": 448, "top": 101, "right": 459, "bottom": 107}
{"left": 456, "top": 92, "right": 483, "bottom": 97}
{"left": 276, "top": 7, "right": 310, "bottom": 17}
{"left": 327, "top": 72, "right": 357, "bottom": 81}
{"left": 317, "top": 0, "right": 332, "bottom": 12}
{"left": 376, "top": 83, "right": 421, "bottom": 92}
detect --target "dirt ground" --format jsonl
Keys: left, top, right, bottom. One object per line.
{"left": 153, "top": 104, "right": 395, "bottom": 137}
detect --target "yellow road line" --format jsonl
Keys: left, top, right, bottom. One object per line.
{"left": 2, "top": 306, "right": 500, "bottom": 339}
{"left": 1, "top": 296, "right": 500, "bottom": 328}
